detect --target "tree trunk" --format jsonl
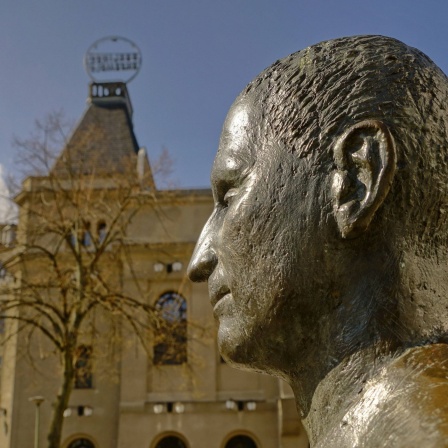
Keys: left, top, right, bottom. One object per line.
{"left": 47, "top": 349, "right": 75, "bottom": 448}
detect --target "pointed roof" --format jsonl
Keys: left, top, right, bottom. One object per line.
{"left": 51, "top": 82, "right": 154, "bottom": 187}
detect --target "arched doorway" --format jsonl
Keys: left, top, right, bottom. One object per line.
{"left": 225, "top": 435, "right": 258, "bottom": 448}
{"left": 154, "top": 435, "right": 188, "bottom": 448}
{"left": 67, "top": 438, "right": 95, "bottom": 448}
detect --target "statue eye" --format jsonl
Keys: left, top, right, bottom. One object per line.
{"left": 223, "top": 188, "right": 238, "bottom": 206}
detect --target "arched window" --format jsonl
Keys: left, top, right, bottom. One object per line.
{"left": 67, "top": 438, "right": 95, "bottom": 448}
{"left": 153, "top": 292, "right": 187, "bottom": 365}
{"left": 155, "top": 435, "right": 187, "bottom": 448}
{"left": 74, "top": 345, "right": 93, "bottom": 389}
{"left": 225, "top": 435, "right": 258, "bottom": 448}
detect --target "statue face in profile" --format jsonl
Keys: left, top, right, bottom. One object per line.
{"left": 188, "top": 35, "right": 448, "bottom": 447}
{"left": 192, "top": 96, "right": 331, "bottom": 370}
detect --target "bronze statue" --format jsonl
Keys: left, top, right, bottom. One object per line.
{"left": 188, "top": 36, "right": 448, "bottom": 447}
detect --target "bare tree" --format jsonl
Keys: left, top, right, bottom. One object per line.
{"left": 0, "top": 112, "right": 184, "bottom": 448}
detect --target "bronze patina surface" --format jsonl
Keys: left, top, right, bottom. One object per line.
{"left": 188, "top": 35, "right": 448, "bottom": 447}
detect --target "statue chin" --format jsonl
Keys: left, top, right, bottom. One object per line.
{"left": 217, "top": 326, "right": 256, "bottom": 369}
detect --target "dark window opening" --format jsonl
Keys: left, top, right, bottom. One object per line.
{"left": 225, "top": 435, "right": 258, "bottom": 448}
{"left": 68, "top": 438, "right": 95, "bottom": 448}
{"left": 155, "top": 435, "right": 187, "bottom": 448}
{"left": 69, "top": 231, "right": 76, "bottom": 248}
{"left": 153, "top": 292, "right": 187, "bottom": 365}
{"left": 97, "top": 221, "right": 107, "bottom": 244}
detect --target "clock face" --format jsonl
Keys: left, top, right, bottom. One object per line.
{"left": 84, "top": 36, "right": 142, "bottom": 84}
{"left": 68, "top": 439, "right": 95, "bottom": 448}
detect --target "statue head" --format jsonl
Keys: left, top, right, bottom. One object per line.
{"left": 188, "top": 36, "right": 448, "bottom": 382}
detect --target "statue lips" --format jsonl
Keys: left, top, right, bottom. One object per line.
{"left": 209, "top": 283, "right": 231, "bottom": 312}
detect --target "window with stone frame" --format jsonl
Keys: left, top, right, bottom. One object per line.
{"left": 153, "top": 292, "right": 187, "bottom": 365}
{"left": 74, "top": 345, "right": 93, "bottom": 389}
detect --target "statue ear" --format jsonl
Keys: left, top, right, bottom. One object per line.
{"left": 332, "top": 120, "right": 396, "bottom": 239}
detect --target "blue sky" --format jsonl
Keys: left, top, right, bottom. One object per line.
{"left": 1, "top": 0, "right": 448, "bottom": 189}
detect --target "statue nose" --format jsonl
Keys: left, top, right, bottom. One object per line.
{"left": 187, "top": 236, "right": 218, "bottom": 282}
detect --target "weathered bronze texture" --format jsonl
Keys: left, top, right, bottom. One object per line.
{"left": 188, "top": 36, "right": 448, "bottom": 447}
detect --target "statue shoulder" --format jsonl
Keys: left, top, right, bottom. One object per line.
{"left": 390, "top": 344, "right": 448, "bottom": 427}
{"left": 317, "top": 344, "right": 448, "bottom": 447}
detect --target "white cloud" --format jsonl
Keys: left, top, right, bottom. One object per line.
{"left": 0, "top": 165, "right": 17, "bottom": 224}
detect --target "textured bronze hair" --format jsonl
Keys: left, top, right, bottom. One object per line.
{"left": 242, "top": 35, "right": 448, "bottom": 246}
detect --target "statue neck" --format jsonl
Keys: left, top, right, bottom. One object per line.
{"left": 282, "top": 268, "right": 400, "bottom": 420}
